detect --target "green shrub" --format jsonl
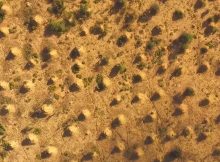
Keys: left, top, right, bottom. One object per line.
{"left": 96, "top": 74, "right": 105, "bottom": 91}
{"left": 0, "top": 124, "right": 5, "bottom": 135}
{"left": 153, "top": 48, "right": 165, "bottom": 64}
{"left": 90, "top": 23, "right": 107, "bottom": 38}
{"left": 2, "top": 142, "right": 12, "bottom": 151}
{"left": 183, "top": 87, "right": 195, "bottom": 97}
{"left": 204, "top": 25, "right": 218, "bottom": 36}
{"left": 83, "top": 77, "right": 93, "bottom": 87}
{"left": 0, "top": 1, "right": 3, "bottom": 8}
{"left": 46, "top": 19, "right": 69, "bottom": 35}
{"left": 179, "top": 33, "right": 193, "bottom": 44}
{"left": 117, "top": 35, "right": 128, "bottom": 47}
{"left": 71, "top": 64, "right": 80, "bottom": 74}
{"left": 75, "top": 3, "right": 91, "bottom": 21}
{"left": 137, "top": 62, "right": 146, "bottom": 70}
{"left": 23, "top": 43, "right": 38, "bottom": 61}
{"left": 0, "top": 2, "right": 5, "bottom": 23}
{"left": 113, "top": 0, "right": 126, "bottom": 11}
{"left": 25, "top": 17, "right": 38, "bottom": 32}
{"left": 146, "top": 37, "right": 161, "bottom": 51}
{"left": 63, "top": 11, "right": 76, "bottom": 26}
{"left": 33, "top": 128, "right": 41, "bottom": 135}
{"left": 48, "top": 0, "right": 64, "bottom": 15}
{"left": 124, "top": 13, "right": 134, "bottom": 25}
{"left": 118, "top": 64, "right": 126, "bottom": 74}
{"left": 149, "top": 4, "right": 159, "bottom": 16}
{"left": 173, "top": 10, "right": 184, "bottom": 20}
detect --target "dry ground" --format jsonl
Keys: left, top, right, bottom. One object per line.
{"left": 0, "top": 0, "right": 220, "bottom": 162}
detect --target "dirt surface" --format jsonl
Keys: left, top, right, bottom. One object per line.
{"left": 0, "top": 0, "right": 220, "bottom": 162}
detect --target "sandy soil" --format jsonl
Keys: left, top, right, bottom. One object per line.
{"left": 0, "top": 0, "right": 220, "bottom": 162}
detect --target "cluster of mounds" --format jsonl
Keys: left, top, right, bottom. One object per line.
{"left": 0, "top": 0, "right": 219, "bottom": 161}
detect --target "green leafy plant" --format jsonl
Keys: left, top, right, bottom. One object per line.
{"left": 0, "top": 2, "right": 5, "bottom": 23}
{"left": 71, "top": 64, "right": 80, "bottom": 74}
{"left": 2, "top": 141, "right": 12, "bottom": 151}
{"left": 146, "top": 37, "right": 161, "bottom": 51}
{"left": 0, "top": 124, "right": 5, "bottom": 135}
{"left": 83, "top": 77, "right": 93, "bottom": 87}
{"left": 46, "top": 19, "right": 69, "bottom": 36}
{"left": 117, "top": 64, "right": 126, "bottom": 74}
{"left": 170, "top": 32, "right": 193, "bottom": 54}
{"left": 33, "top": 128, "right": 41, "bottom": 135}
{"left": 90, "top": 23, "right": 107, "bottom": 38}
{"left": 75, "top": 3, "right": 91, "bottom": 21}
{"left": 23, "top": 44, "right": 38, "bottom": 61}
{"left": 48, "top": 0, "right": 65, "bottom": 15}
{"left": 24, "top": 16, "right": 40, "bottom": 32}
{"left": 179, "top": 33, "right": 193, "bottom": 44}
{"left": 153, "top": 48, "right": 165, "bottom": 64}
{"left": 96, "top": 74, "right": 105, "bottom": 91}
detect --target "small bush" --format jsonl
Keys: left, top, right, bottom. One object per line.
{"left": 170, "top": 32, "right": 193, "bottom": 54}
{"left": 117, "top": 64, "right": 126, "bottom": 74}
{"left": 109, "top": 64, "right": 126, "bottom": 77}
{"left": 63, "top": 11, "right": 76, "bottom": 26}
{"left": 213, "top": 14, "right": 220, "bottom": 23}
{"left": 145, "top": 37, "right": 161, "bottom": 51}
{"left": 153, "top": 48, "right": 165, "bottom": 64}
{"left": 23, "top": 43, "right": 38, "bottom": 63}
{"left": 124, "top": 13, "right": 135, "bottom": 25}
{"left": 182, "top": 87, "right": 195, "bottom": 97}
{"left": 138, "top": 4, "right": 159, "bottom": 22}
{"left": 46, "top": 19, "right": 69, "bottom": 36}
{"left": 25, "top": 17, "right": 38, "bottom": 32}
{"left": 90, "top": 23, "right": 107, "bottom": 38}
{"left": 179, "top": 33, "right": 193, "bottom": 44}
{"left": 41, "top": 47, "right": 51, "bottom": 62}
{"left": 151, "top": 26, "right": 162, "bottom": 36}
{"left": 0, "top": 1, "right": 3, "bottom": 8}
{"left": 173, "top": 10, "right": 184, "bottom": 21}
{"left": 164, "top": 148, "right": 182, "bottom": 162}
{"left": 75, "top": 3, "right": 91, "bottom": 21}
{"left": 0, "top": 124, "right": 5, "bottom": 135}
{"left": 171, "top": 68, "right": 182, "bottom": 78}
{"left": 96, "top": 74, "right": 104, "bottom": 90}
{"left": 117, "top": 35, "right": 128, "bottom": 47}
{"left": 33, "top": 128, "right": 41, "bottom": 135}
{"left": 71, "top": 64, "right": 80, "bottom": 74}
{"left": 204, "top": 25, "right": 218, "bottom": 37}
{"left": 200, "top": 47, "right": 208, "bottom": 54}
{"left": 111, "top": 0, "right": 126, "bottom": 14}
{"left": 83, "top": 77, "right": 93, "bottom": 87}
{"left": 69, "top": 47, "right": 80, "bottom": 59}
{"left": 48, "top": 0, "right": 65, "bottom": 15}
{"left": 194, "top": 0, "right": 205, "bottom": 10}
{"left": 0, "top": 3, "right": 5, "bottom": 23}
{"left": 98, "top": 56, "right": 109, "bottom": 66}
{"left": 149, "top": 4, "right": 159, "bottom": 16}
{"left": 2, "top": 142, "right": 12, "bottom": 151}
